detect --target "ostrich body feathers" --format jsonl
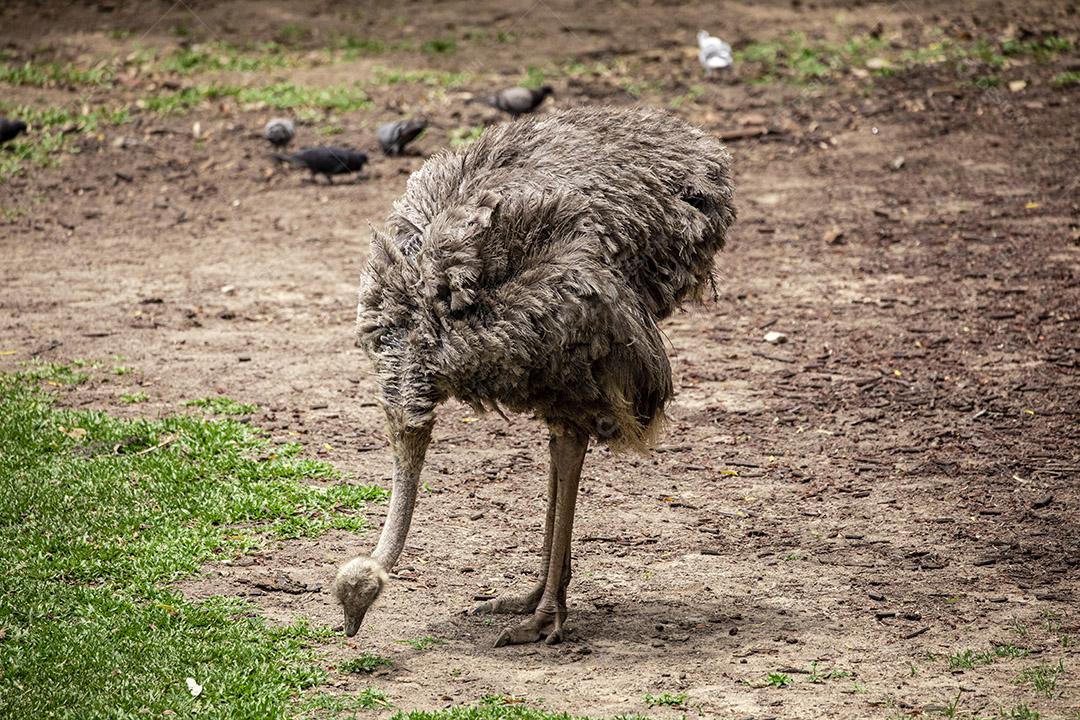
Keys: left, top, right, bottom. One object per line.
{"left": 358, "top": 106, "right": 735, "bottom": 450}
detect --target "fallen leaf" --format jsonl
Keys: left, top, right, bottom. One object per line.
{"left": 1025, "top": 201, "right": 1040, "bottom": 209}
{"left": 186, "top": 677, "right": 203, "bottom": 698}
{"left": 1007, "top": 79, "right": 1027, "bottom": 93}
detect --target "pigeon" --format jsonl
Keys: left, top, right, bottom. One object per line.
{"left": 0, "top": 118, "right": 28, "bottom": 144}
{"left": 473, "top": 85, "right": 553, "bottom": 117}
{"left": 697, "top": 30, "right": 733, "bottom": 75}
{"left": 273, "top": 146, "right": 368, "bottom": 184}
{"left": 264, "top": 117, "right": 295, "bottom": 148}
{"left": 377, "top": 117, "right": 427, "bottom": 156}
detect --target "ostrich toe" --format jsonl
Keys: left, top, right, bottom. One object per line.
{"left": 493, "top": 609, "right": 566, "bottom": 647}
{"left": 470, "top": 582, "right": 545, "bottom": 615}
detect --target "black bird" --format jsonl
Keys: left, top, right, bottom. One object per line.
{"left": 474, "top": 85, "right": 553, "bottom": 117}
{"left": 377, "top": 118, "right": 427, "bottom": 156}
{"left": 273, "top": 146, "right": 368, "bottom": 184}
{"left": 0, "top": 118, "right": 28, "bottom": 144}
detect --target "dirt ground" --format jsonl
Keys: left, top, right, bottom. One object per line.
{"left": 2, "top": 1, "right": 1079, "bottom": 718}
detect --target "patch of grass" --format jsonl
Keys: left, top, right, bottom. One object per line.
{"left": 1016, "top": 659, "right": 1064, "bottom": 698}
{"left": 450, "top": 125, "right": 484, "bottom": 148}
{"left": 301, "top": 688, "right": 392, "bottom": 714}
{"left": 764, "top": 672, "right": 793, "bottom": 688}
{"left": 318, "top": 123, "right": 344, "bottom": 136}
{"left": 1001, "top": 35, "right": 1073, "bottom": 61}
{"left": 0, "top": 60, "right": 113, "bottom": 88}
{"left": 277, "top": 23, "right": 310, "bottom": 45}
{"left": 340, "top": 653, "right": 394, "bottom": 674}
{"left": 521, "top": 66, "right": 547, "bottom": 89}
{"left": 372, "top": 66, "right": 469, "bottom": 88}
{"left": 390, "top": 705, "right": 642, "bottom": 719}
{"left": 735, "top": 32, "right": 1074, "bottom": 85}
{"left": 643, "top": 692, "right": 687, "bottom": 707}
{"left": 237, "top": 81, "right": 372, "bottom": 111}
{"left": 0, "top": 374, "right": 389, "bottom": 718}
{"left": 421, "top": 37, "right": 458, "bottom": 54}
{"left": 1052, "top": 71, "right": 1080, "bottom": 88}
{"left": 140, "top": 84, "right": 241, "bottom": 114}
{"left": 947, "top": 644, "right": 1030, "bottom": 670}
{"left": 974, "top": 74, "right": 1001, "bottom": 89}
{"left": 0, "top": 101, "right": 130, "bottom": 180}
{"left": 334, "top": 35, "right": 388, "bottom": 57}
{"left": 999, "top": 705, "right": 1040, "bottom": 719}
{"left": 807, "top": 661, "right": 850, "bottom": 682}
{"left": 162, "top": 42, "right": 293, "bottom": 75}
{"left": 120, "top": 391, "right": 149, "bottom": 404}
{"left": 142, "top": 81, "right": 371, "bottom": 115}
{"left": 398, "top": 635, "right": 445, "bottom": 651}
{"left": 184, "top": 395, "right": 258, "bottom": 415}
{"left": 15, "top": 359, "right": 90, "bottom": 385}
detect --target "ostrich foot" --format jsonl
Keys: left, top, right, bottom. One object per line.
{"left": 470, "top": 583, "right": 544, "bottom": 615}
{"left": 493, "top": 609, "right": 566, "bottom": 647}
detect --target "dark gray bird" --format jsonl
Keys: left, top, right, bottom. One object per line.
{"left": 264, "top": 118, "right": 295, "bottom": 148}
{"left": 333, "top": 106, "right": 736, "bottom": 647}
{"left": 0, "top": 118, "right": 28, "bottom": 144}
{"left": 474, "top": 85, "right": 554, "bottom": 117}
{"left": 377, "top": 118, "right": 427, "bottom": 156}
{"left": 273, "top": 146, "right": 368, "bottom": 184}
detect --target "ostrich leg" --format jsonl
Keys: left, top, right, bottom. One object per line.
{"left": 470, "top": 437, "right": 560, "bottom": 615}
{"left": 494, "top": 431, "right": 588, "bottom": 646}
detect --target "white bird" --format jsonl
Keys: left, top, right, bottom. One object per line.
{"left": 697, "top": 30, "right": 733, "bottom": 75}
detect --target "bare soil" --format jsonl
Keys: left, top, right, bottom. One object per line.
{"left": 2, "top": 1, "right": 1078, "bottom": 718}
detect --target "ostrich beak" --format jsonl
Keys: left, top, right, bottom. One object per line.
{"left": 344, "top": 609, "right": 366, "bottom": 637}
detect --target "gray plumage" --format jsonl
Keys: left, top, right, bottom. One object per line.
{"left": 264, "top": 117, "right": 295, "bottom": 147}
{"left": 377, "top": 118, "right": 427, "bottom": 156}
{"left": 475, "top": 85, "right": 553, "bottom": 117}
{"left": 0, "top": 118, "right": 27, "bottom": 144}
{"left": 358, "top": 106, "right": 735, "bottom": 447}
{"left": 273, "top": 146, "right": 368, "bottom": 183}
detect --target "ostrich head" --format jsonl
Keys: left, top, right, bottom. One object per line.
{"left": 332, "top": 556, "right": 389, "bottom": 637}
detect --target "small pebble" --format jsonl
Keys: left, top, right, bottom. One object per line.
{"left": 763, "top": 331, "right": 788, "bottom": 344}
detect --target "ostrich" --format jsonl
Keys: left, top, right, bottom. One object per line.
{"left": 333, "top": 106, "right": 736, "bottom": 646}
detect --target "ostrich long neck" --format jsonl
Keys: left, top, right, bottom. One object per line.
{"left": 371, "top": 422, "right": 432, "bottom": 570}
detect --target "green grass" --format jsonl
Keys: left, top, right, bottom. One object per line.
{"left": 388, "top": 706, "right": 645, "bottom": 720}
{"left": 0, "top": 60, "right": 114, "bottom": 88}
{"left": 1016, "top": 660, "right": 1064, "bottom": 698}
{"left": 998, "top": 705, "right": 1040, "bottom": 720}
{"left": 398, "top": 635, "right": 444, "bottom": 651}
{"left": 764, "top": 672, "right": 793, "bottom": 688}
{"left": 421, "top": 37, "right": 458, "bottom": 55}
{"left": 339, "top": 653, "right": 394, "bottom": 674}
{"left": 184, "top": 395, "right": 259, "bottom": 416}
{"left": 120, "top": 391, "right": 149, "bottom": 404}
{"left": 947, "top": 644, "right": 1030, "bottom": 670}
{"left": 0, "top": 101, "right": 130, "bottom": 180}
{"left": 162, "top": 42, "right": 294, "bottom": 74}
{"left": 302, "top": 688, "right": 392, "bottom": 714}
{"left": 807, "top": 661, "right": 850, "bottom": 682}
{"left": 372, "top": 66, "right": 469, "bottom": 88}
{"left": 0, "top": 372, "right": 389, "bottom": 718}
{"left": 734, "top": 32, "right": 1074, "bottom": 84}
{"left": 141, "top": 81, "right": 371, "bottom": 115}
{"left": 450, "top": 125, "right": 485, "bottom": 148}
{"left": 643, "top": 692, "right": 687, "bottom": 707}
{"left": 1052, "top": 71, "right": 1080, "bottom": 88}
